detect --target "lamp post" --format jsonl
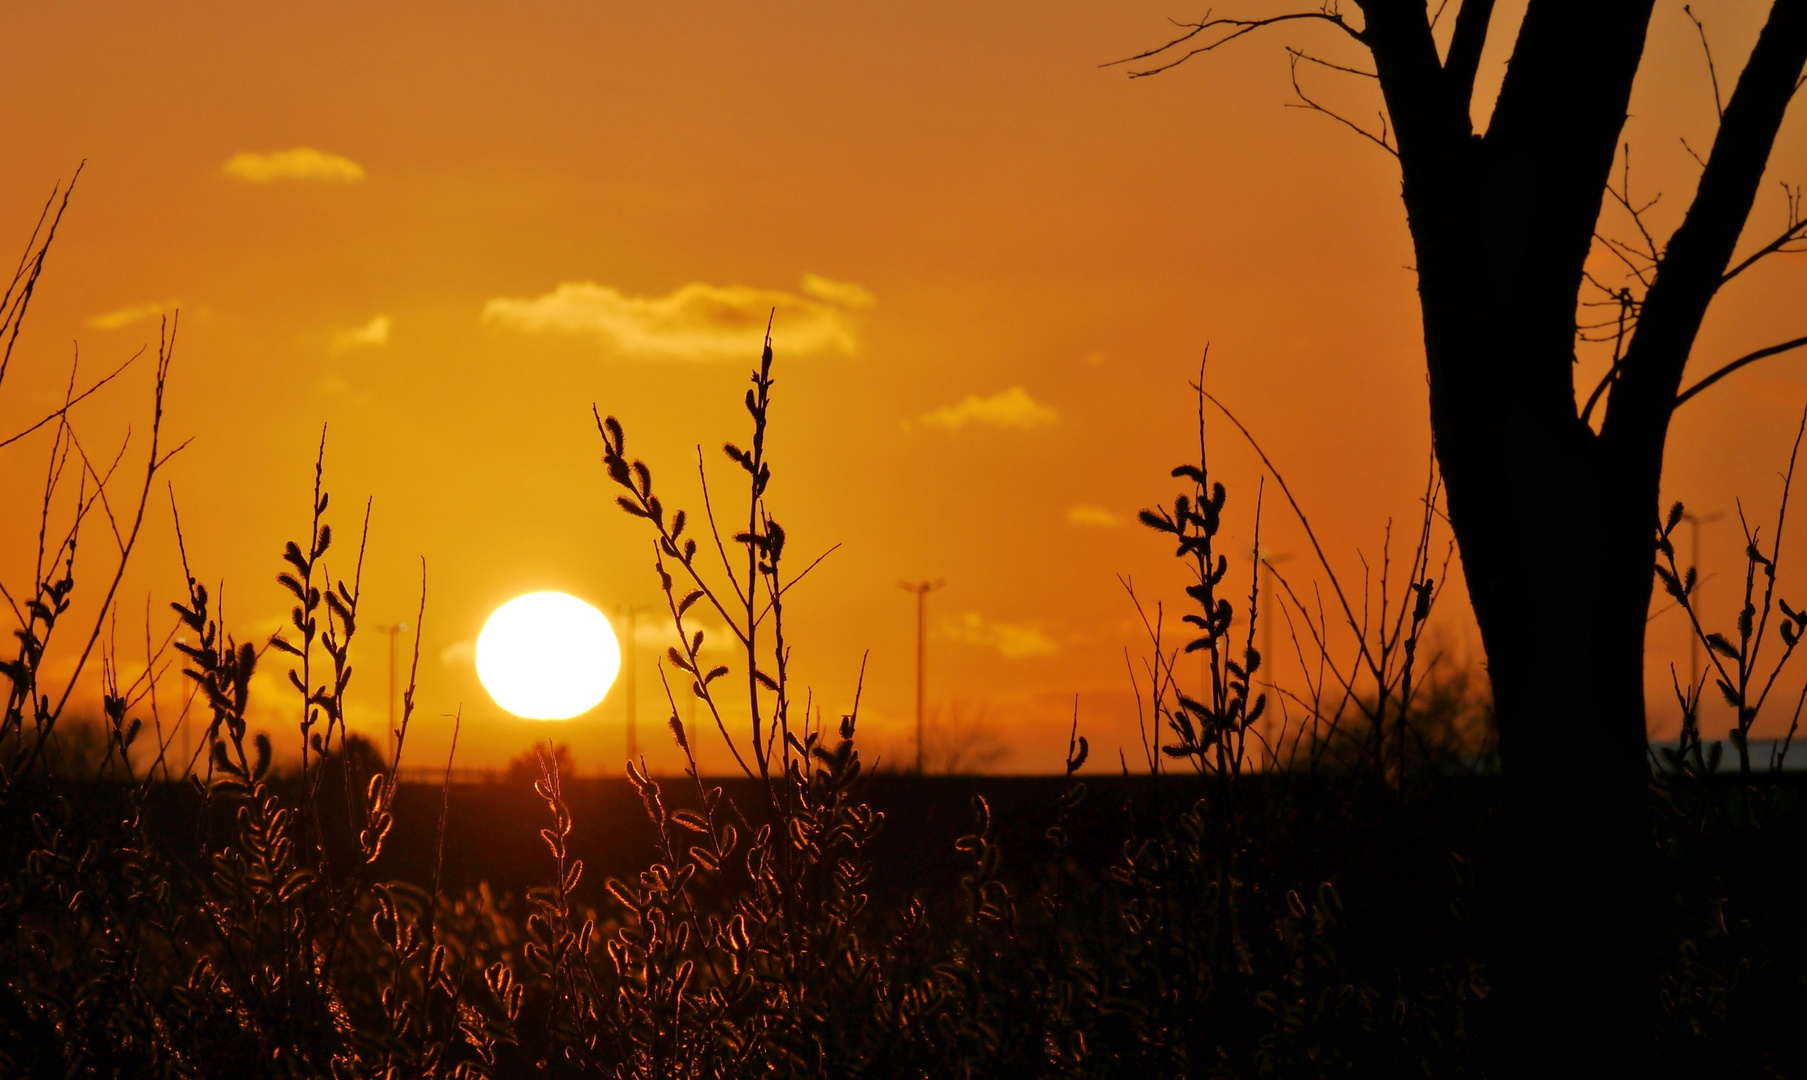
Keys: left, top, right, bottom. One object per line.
{"left": 1244, "top": 547, "right": 1291, "bottom": 766}
{"left": 1680, "top": 510, "right": 1725, "bottom": 705}
{"left": 376, "top": 623, "right": 409, "bottom": 764}
{"left": 619, "top": 604, "right": 658, "bottom": 765}
{"left": 897, "top": 580, "right": 945, "bottom": 774}
{"left": 1253, "top": 547, "right": 1293, "bottom": 684}
{"left": 621, "top": 605, "right": 641, "bottom": 764}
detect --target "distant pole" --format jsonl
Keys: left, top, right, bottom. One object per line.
{"left": 1250, "top": 548, "right": 1292, "bottom": 685}
{"left": 1680, "top": 511, "right": 1724, "bottom": 706}
{"left": 378, "top": 623, "right": 408, "bottom": 764}
{"left": 1262, "top": 563, "right": 1274, "bottom": 683}
{"left": 1251, "top": 548, "right": 1291, "bottom": 765}
{"left": 898, "top": 580, "right": 945, "bottom": 774}
{"left": 622, "top": 606, "right": 639, "bottom": 763}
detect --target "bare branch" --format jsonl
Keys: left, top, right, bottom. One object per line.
{"left": 1681, "top": 135, "right": 1711, "bottom": 170}
{"left": 1684, "top": 5, "right": 1726, "bottom": 121}
{"left": 0, "top": 347, "right": 142, "bottom": 452}
{"left": 1290, "top": 47, "right": 1376, "bottom": 78}
{"left": 1581, "top": 289, "right": 1638, "bottom": 427}
{"left": 1673, "top": 334, "right": 1807, "bottom": 409}
{"left": 1285, "top": 49, "right": 1398, "bottom": 156}
{"left": 1103, "top": 8, "right": 1366, "bottom": 79}
{"left": 1603, "top": 0, "right": 1807, "bottom": 442}
{"left": 1720, "top": 182, "right": 1807, "bottom": 285}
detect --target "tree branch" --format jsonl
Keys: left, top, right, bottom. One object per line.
{"left": 1355, "top": 0, "right": 1465, "bottom": 157}
{"left": 1443, "top": 0, "right": 1496, "bottom": 110}
{"left": 1604, "top": 0, "right": 1807, "bottom": 445}
{"left": 1673, "top": 335, "right": 1807, "bottom": 409}
{"left": 1285, "top": 49, "right": 1397, "bottom": 155}
{"left": 1684, "top": 5, "right": 1726, "bottom": 120}
{"left": 1720, "top": 182, "right": 1806, "bottom": 285}
{"left": 1103, "top": 9, "right": 1366, "bottom": 78}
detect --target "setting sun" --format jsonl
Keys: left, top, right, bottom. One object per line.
{"left": 474, "top": 592, "right": 620, "bottom": 720}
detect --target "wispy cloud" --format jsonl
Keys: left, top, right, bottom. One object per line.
{"left": 223, "top": 148, "right": 366, "bottom": 183}
{"left": 799, "top": 272, "right": 875, "bottom": 309}
{"left": 1066, "top": 504, "right": 1123, "bottom": 527}
{"left": 88, "top": 300, "right": 181, "bottom": 331}
{"left": 939, "top": 613, "right": 1059, "bottom": 659}
{"left": 331, "top": 315, "right": 391, "bottom": 352}
{"left": 481, "top": 274, "right": 873, "bottom": 361}
{"left": 918, "top": 386, "right": 1058, "bottom": 431}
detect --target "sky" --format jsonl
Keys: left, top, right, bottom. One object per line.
{"left": 3, "top": 1, "right": 1806, "bottom": 777}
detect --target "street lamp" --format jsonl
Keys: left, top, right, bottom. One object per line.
{"left": 619, "top": 605, "right": 656, "bottom": 763}
{"left": 1251, "top": 546, "right": 1293, "bottom": 686}
{"left": 376, "top": 622, "right": 409, "bottom": 764}
{"left": 1680, "top": 510, "right": 1725, "bottom": 704}
{"left": 897, "top": 580, "right": 945, "bottom": 774}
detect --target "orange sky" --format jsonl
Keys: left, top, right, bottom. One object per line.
{"left": 4, "top": 1, "right": 1806, "bottom": 776}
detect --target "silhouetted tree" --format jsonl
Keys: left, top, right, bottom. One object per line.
{"left": 1121, "top": 1, "right": 1807, "bottom": 1071}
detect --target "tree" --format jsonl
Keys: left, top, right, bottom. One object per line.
{"left": 1119, "top": 1, "right": 1807, "bottom": 1071}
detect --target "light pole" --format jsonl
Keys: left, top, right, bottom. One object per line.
{"left": 376, "top": 623, "right": 409, "bottom": 765}
{"left": 621, "top": 606, "right": 639, "bottom": 763}
{"left": 1245, "top": 546, "right": 1291, "bottom": 767}
{"left": 620, "top": 604, "right": 655, "bottom": 764}
{"left": 1253, "top": 548, "right": 1293, "bottom": 687}
{"left": 897, "top": 580, "right": 945, "bottom": 774}
{"left": 1680, "top": 510, "right": 1725, "bottom": 704}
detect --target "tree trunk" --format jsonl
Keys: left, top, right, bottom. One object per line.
{"left": 1327, "top": 1, "right": 1807, "bottom": 1070}
{"left": 1433, "top": 387, "right": 1656, "bottom": 1075}
{"left": 1359, "top": 4, "right": 1658, "bottom": 1060}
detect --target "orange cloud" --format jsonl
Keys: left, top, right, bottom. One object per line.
{"left": 223, "top": 148, "right": 366, "bottom": 183}
{"left": 481, "top": 275, "right": 871, "bottom": 361}
{"left": 88, "top": 300, "right": 182, "bottom": 330}
{"left": 331, "top": 315, "right": 391, "bottom": 352}
{"left": 939, "top": 612, "right": 1059, "bottom": 658}
{"left": 799, "top": 273, "right": 875, "bottom": 309}
{"left": 1066, "top": 504, "right": 1123, "bottom": 527}
{"left": 919, "top": 386, "right": 1058, "bottom": 431}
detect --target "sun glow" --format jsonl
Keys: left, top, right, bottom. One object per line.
{"left": 475, "top": 592, "right": 620, "bottom": 720}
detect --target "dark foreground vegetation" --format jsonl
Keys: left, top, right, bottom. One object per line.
{"left": 8, "top": 718, "right": 1807, "bottom": 1077}
{"left": 6, "top": 197, "right": 1807, "bottom": 1076}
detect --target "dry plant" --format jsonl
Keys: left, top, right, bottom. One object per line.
{"left": 1122, "top": 354, "right": 1464, "bottom": 789}
{"left": 1655, "top": 407, "right": 1807, "bottom": 781}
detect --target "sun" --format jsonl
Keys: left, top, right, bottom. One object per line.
{"left": 476, "top": 592, "right": 621, "bottom": 720}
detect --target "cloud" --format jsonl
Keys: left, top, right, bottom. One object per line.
{"left": 223, "top": 148, "right": 366, "bottom": 183}
{"left": 799, "top": 273, "right": 875, "bottom": 309}
{"left": 918, "top": 386, "right": 1058, "bottom": 431}
{"left": 332, "top": 315, "right": 391, "bottom": 352}
{"left": 620, "top": 610, "right": 732, "bottom": 650}
{"left": 88, "top": 301, "right": 181, "bottom": 331}
{"left": 939, "top": 613, "right": 1059, "bottom": 659}
{"left": 1066, "top": 504, "right": 1123, "bottom": 527}
{"left": 441, "top": 640, "right": 475, "bottom": 667}
{"left": 481, "top": 274, "right": 873, "bottom": 361}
